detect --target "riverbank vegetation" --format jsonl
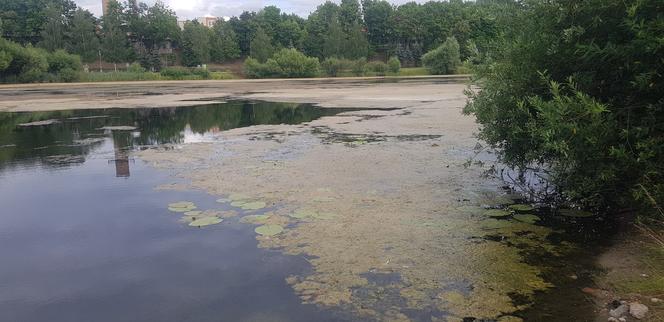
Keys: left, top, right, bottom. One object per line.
{"left": 0, "top": 0, "right": 511, "bottom": 82}
{"left": 464, "top": 0, "right": 663, "bottom": 222}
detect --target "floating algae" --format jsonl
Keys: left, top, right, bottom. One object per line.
{"left": 484, "top": 209, "right": 511, "bottom": 218}
{"left": 311, "top": 212, "right": 336, "bottom": 220}
{"left": 229, "top": 193, "right": 251, "bottom": 201}
{"left": 255, "top": 225, "right": 284, "bottom": 236}
{"left": 508, "top": 204, "right": 535, "bottom": 213}
{"left": 239, "top": 201, "right": 267, "bottom": 210}
{"left": 513, "top": 214, "right": 540, "bottom": 224}
{"left": 189, "top": 216, "right": 223, "bottom": 227}
{"left": 290, "top": 209, "right": 317, "bottom": 219}
{"left": 240, "top": 214, "right": 272, "bottom": 224}
{"left": 168, "top": 201, "right": 196, "bottom": 212}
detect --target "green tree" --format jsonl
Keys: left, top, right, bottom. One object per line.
{"left": 387, "top": 56, "right": 400, "bottom": 74}
{"left": 421, "top": 36, "right": 460, "bottom": 74}
{"left": 361, "top": 0, "right": 393, "bottom": 50}
{"left": 37, "top": 4, "right": 66, "bottom": 51}
{"left": 210, "top": 20, "right": 241, "bottom": 63}
{"left": 250, "top": 27, "right": 274, "bottom": 63}
{"left": 322, "top": 19, "right": 345, "bottom": 58}
{"left": 464, "top": 0, "right": 664, "bottom": 213}
{"left": 67, "top": 9, "right": 98, "bottom": 62}
{"left": 339, "top": 0, "right": 362, "bottom": 32}
{"left": 101, "top": 0, "right": 131, "bottom": 64}
{"left": 343, "top": 23, "right": 369, "bottom": 59}
{"left": 181, "top": 21, "right": 210, "bottom": 67}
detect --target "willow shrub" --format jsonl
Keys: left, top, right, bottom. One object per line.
{"left": 245, "top": 49, "right": 319, "bottom": 78}
{"left": 465, "top": 0, "right": 663, "bottom": 215}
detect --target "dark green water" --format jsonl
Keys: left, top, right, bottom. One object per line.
{"left": 0, "top": 101, "right": 353, "bottom": 322}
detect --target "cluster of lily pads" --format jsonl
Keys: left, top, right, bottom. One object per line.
{"left": 168, "top": 201, "right": 224, "bottom": 227}
{"left": 219, "top": 193, "right": 268, "bottom": 211}
{"left": 215, "top": 194, "right": 285, "bottom": 237}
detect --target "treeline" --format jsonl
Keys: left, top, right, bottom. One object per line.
{"left": 0, "top": 0, "right": 515, "bottom": 78}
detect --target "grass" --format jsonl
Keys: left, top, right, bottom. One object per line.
{"left": 78, "top": 70, "right": 237, "bottom": 82}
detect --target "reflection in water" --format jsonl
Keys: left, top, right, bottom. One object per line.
{"left": 0, "top": 101, "right": 349, "bottom": 322}
{"left": 0, "top": 101, "right": 346, "bottom": 176}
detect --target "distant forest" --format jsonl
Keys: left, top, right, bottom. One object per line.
{"left": 0, "top": 0, "right": 516, "bottom": 69}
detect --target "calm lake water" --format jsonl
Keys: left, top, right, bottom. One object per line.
{"left": 0, "top": 101, "right": 349, "bottom": 322}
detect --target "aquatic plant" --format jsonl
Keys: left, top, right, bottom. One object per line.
{"left": 189, "top": 216, "right": 223, "bottom": 227}
{"left": 255, "top": 225, "right": 284, "bottom": 236}
{"left": 513, "top": 214, "right": 540, "bottom": 224}
{"left": 509, "top": 204, "right": 534, "bottom": 213}
{"left": 168, "top": 201, "right": 197, "bottom": 212}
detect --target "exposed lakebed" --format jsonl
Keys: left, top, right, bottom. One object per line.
{"left": 0, "top": 97, "right": 609, "bottom": 321}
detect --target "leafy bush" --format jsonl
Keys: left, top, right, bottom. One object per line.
{"left": 0, "top": 38, "right": 86, "bottom": 83}
{"left": 422, "top": 36, "right": 460, "bottom": 75}
{"left": 321, "top": 57, "right": 345, "bottom": 77}
{"left": 160, "top": 66, "right": 210, "bottom": 80}
{"left": 79, "top": 71, "right": 163, "bottom": 82}
{"left": 367, "top": 61, "right": 388, "bottom": 76}
{"left": 351, "top": 58, "right": 367, "bottom": 76}
{"left": 0, "top": 50, "right": 12, "bottom": 71}
{"left": 244, "top": 49, "right": 320, "bottom": 78}
{"left": 127, "top": 62, "right": 146, "bottom": 73}
{"left": 46, "top": 50, "right": 82, "bottom": 82}
{"left": 387, "top": 56, "right": 401, "bottom": 74}
{"left": 464, "top": 0, "right": 664, "bottom": 214}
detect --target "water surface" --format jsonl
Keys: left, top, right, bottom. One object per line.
{"left": 0, "top": 101, "right": 350, "bottom": 322}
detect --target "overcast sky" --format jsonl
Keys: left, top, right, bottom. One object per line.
{"left": 75, "top": 0, "right": 421, "bottom": 20}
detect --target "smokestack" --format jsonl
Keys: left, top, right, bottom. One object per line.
{"left": 102, "top": 0, "right": 110, "bottom": 16}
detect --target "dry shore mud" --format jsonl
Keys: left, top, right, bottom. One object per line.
{"left": 0, "top": 78, "right": 579, "bottom": 321}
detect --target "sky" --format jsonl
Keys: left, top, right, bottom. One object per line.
{"left": 75, "top": 0, "right": 421, "bottom": 20}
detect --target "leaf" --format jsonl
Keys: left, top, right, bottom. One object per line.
{"left": 255, "top": 225, "right": 284, "bottom": 236}
{"left": 508, "top": 204, "right": 535, "bottom": 213}
{"left": 513, "top": 214, "right": 540, "bottom": 224}
{"left": 189, "top": 217, "right": 223, "bottom": 227}
{"left": 240, "top": 201, "right": 267, "bottom": 210}
{"left": 485, "top": 209, "right": 511, "bottom": 218}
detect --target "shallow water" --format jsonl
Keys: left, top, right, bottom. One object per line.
{"left": 0, "top": 101, "right": 351, "bottom": 322}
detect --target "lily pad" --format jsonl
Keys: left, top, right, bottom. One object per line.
{"left": 513, "top": 214, "right": 540, "bottom": 224}
{"left": 255, "top": 225, "right": 284, "bottom": 236}
{"left": 168, "top": 201, "right": 197, "bottom": 212}
{"left": 558, "top": 209, "right": 595, "bottom": 218}
{"left": 189, "top": 217, "right": 223, "bottom": 227}
{"left": 183, "top": 211, "right": 202, "bottom": 217}
{"left": 241, "top": 214, "right": 271, "bottom": 224}
{"left": 240, "top": 201, "right": 267, "bottom": 210}
{"left": 230, "top": 200, "right": 248, "bottom": 207}
{"left": 312, "top": 197, "right": 336, "bottom": 203}
{"left": 480, "top": 219, "right": 512, "bottom": 230}
{"left": 216, "top": 198, "right": 231, "bottom": 203}
{"left": 509, "top": 204, "right": 535, "bottom": 213}
{"left": 484, "top": 209, "right": 511, "bottom": 218}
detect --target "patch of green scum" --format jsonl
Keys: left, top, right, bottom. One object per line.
{"left": 240, "top": 214, "right": 272, "bottom": 224}
{"left": 290, "top": 209, "right": 317, "bottom": 219}
{"left": 189, "top": 216, "right": 223, "bottom": 227}
{"left": 168, "top": 201, "right": 197, "bottom": 212}
{"left": 558, "top": 209, "right": 595, "bottom": 218}
{"left": 316, "top": 188, "right": 332, "bottom": 192}
{"left": 508, "top": 204, "right": 535, "bottom": 213}
{"left": 484, "top": 209, "right": 511, "bottom": 218}
{"left": 456, "top": 205, "right": 485, "bottom": 215}
{"left": 229, "top": 193, "right": 250, "bottom": 201}
{"left": 312, "top": 197, "right": 336, "bottom": 203}
{"left": 513, "top": 214, "right": 540, "bottom": 224}
{"left": 497, "top": 316, "right": 524, "bottom": 322}
{"left": 255, "top": 225, "right": 284, "bottom": 236}
{"left": 240, "top": 201, "right": 267, "bottom": 210}
{"left": 215, "top": 198, "right": 231, "bottom": 203}
{"left": 312, "top": 212, "right": 337, "bottom": 220}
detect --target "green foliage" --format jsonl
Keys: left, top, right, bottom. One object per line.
{"left": 210, "top": 20, "right": 241, "bottom": 63}
{"left": 367, "top": 61, "right": 388, "bottom": 76}
{"left": 421, "top": 36, "right": 461, "bottom": 75}
{"left": 127, "top": 62, "right": 145, "bottom": 73}
{"left": 160, "top": 66, "right": 210, "bottom": 80}
{"left": 0, "top": 37, "right": 81, "bottom": 83}
{"left": 101, "top": 0, "right": 131, "bottom": 63}
{"left": 321, "top": 57, "right": 345, "bottom": 77}
{"left": 351, "top": 57, "right": 367, "bottom": 76}
{"left": 181, "top": 21, "right": 210, "bottom": 67}
{"left": 465, "top": 0, "right": 664, "bottom": 214}
{"left": 244, "top": 48, "right": 320, "bottom": 78}
{"left": 67, "top": 9, "right": 99, "bottom": 62}
{"left": 250, "top": 27, "right": 274, "bottom": 63}
{"left": 38, "top": 4, "right": 66, "bottom": 52}
{"left": 387, "top": 56, "right": 401, "bottom": 74}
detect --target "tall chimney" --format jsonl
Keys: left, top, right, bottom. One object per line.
{"left": 102, "top": 0, "right": 110, "bottom": 16}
